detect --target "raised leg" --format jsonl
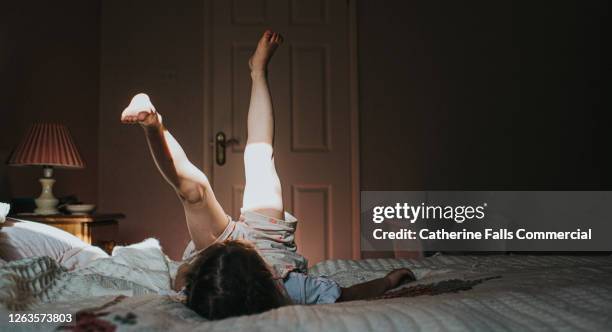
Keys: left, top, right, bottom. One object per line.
{"left": 242, "top": 30, "right": 285, "bottom": 220}
{"left": 121, "top": 94, "right": 229, "bottom": 251}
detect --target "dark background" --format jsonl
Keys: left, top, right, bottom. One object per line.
{"left": 359, "top": 0, "right": 611, "bottom": 190}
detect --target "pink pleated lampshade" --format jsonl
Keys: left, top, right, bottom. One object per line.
{"left": 8, "top": 123, "right": 85, "bottom": 168}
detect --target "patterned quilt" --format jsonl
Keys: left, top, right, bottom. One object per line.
{"left": 1, "top": 240, "right": 611, "bottom": 331}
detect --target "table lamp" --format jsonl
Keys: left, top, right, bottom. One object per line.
{"left": 7, "top": 123, "right": 85, "bottom": 215}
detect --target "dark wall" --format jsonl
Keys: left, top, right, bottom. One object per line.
{"left": 0, "top": 1, "right": 100, "bottom": 203}
{"left": 358, "top": 0, "right": 611, "bottom": 190}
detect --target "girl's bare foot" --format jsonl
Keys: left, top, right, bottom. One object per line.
{"left": 120, "top": 93, "right": 162, "bottom": 127}
{"left": 248, "top": 29, "right": 283, "bottom": 73}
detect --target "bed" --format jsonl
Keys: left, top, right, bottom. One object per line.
{"left": 1, "top": 238, "right": 611, "bottom": 331}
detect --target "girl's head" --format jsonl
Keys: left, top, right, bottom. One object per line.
{"left": 185, "top": 240, "right": 289, "bottom": 320}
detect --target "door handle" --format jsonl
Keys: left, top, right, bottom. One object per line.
{"left": 215, "top": 132, "right": 239, "bottom": 166}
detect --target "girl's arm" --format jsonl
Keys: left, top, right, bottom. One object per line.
{"left": 338, "top": 268, "right": 415, "bottom": 302}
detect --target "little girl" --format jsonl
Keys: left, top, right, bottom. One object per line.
{"left": 121, "top": 30, "right": 414, "bottom": 320}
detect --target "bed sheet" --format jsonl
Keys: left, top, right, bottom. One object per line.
{"left": 1, "top": 244, "right": 611, "bottom": 331}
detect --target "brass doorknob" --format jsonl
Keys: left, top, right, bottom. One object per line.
{"left": 215, "top": 132, "right": 239, "bottom": 165}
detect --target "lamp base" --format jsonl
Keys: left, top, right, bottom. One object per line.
{"left": 34, "top": 178, "right": 59, "bottom": 215}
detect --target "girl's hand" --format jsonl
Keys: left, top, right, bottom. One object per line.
{"left": 385, "top": 268, "right": 416, "bottom": 290}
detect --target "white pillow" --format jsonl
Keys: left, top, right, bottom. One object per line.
{"left": 0, "top": 219, "right": 109, "bottom": 270}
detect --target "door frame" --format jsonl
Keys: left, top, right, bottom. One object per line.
{"left": 201, "top": 0, "right": 361, "bottom": 260}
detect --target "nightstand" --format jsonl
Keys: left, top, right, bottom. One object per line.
{"left": 8, "top": 213, "right": 124, "bottom": 254}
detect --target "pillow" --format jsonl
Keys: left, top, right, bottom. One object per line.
{"left": 0, "top": 219, "right": 109, "bottom": 270}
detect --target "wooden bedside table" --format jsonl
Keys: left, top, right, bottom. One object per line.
{"left": 8, "top": 213, "right": 124, "bottom": 254}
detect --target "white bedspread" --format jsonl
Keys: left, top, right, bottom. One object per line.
{"left": 1, "top": 240, "right": 611, "bottom": 331}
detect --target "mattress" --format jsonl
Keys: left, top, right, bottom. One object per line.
{"left": 1, "top": 249, "right": 611, "bottom": 331}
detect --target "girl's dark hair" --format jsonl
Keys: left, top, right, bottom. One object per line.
{"left": 185, "top": 240, "right": 289, "bottom": 320}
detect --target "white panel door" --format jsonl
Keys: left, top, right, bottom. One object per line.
{"left": 207, "top": 0, "right": 355, "bottom": 265}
